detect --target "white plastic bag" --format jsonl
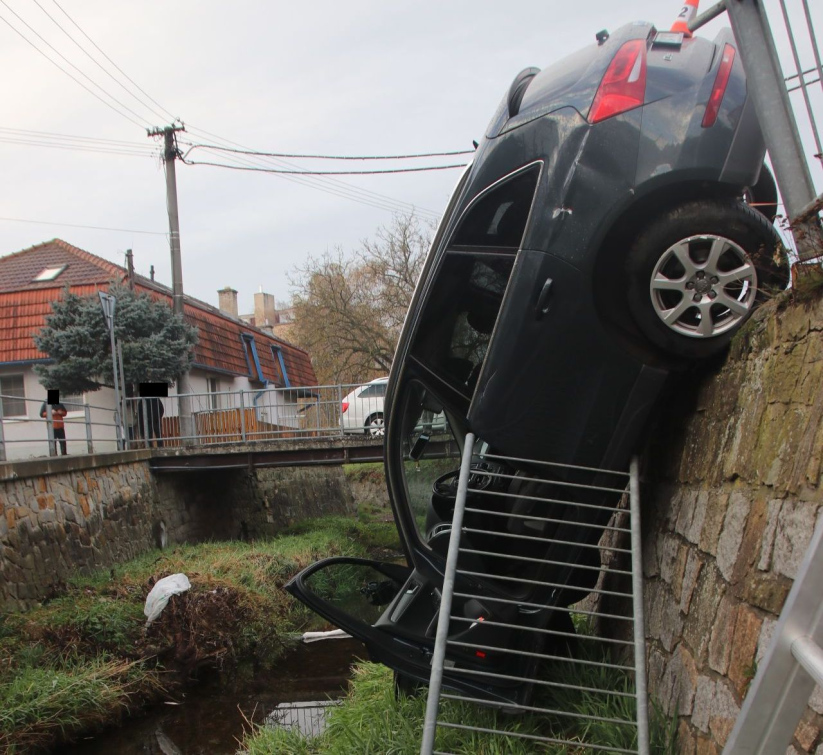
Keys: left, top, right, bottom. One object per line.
{"left": 144, "top": 573, "right": 191, "bottom": 626}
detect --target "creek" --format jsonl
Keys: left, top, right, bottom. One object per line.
{"left": 53, "top": 638, "right": 366, "bottom": 755}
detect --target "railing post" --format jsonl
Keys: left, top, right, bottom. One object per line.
{"left": 45, "top": 409, "right": 56, "bottom": 457}
{"left": 338, "top": 384, "right": 345, "bottom": 437}
{"left": 724, "top": 0, "right": 823, "bottom": 261}
{"left": 239, "top": 390, "right": 246, "bottom": 442}
{"left": 0, "top": 397, "right": 6, "bottom": 462}
{"left": 84, "top": 403, "right": 94, "bottom": 455}
{"left": 141, "top": 399, "right": 150, "bottom": 450}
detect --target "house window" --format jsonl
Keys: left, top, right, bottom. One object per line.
{"left": 270, "top": 346, "right": 291, "bottom": 388}
{"left": 61, "top": 392, "right": 85, "bottom": 412}
{"left": 0, "top": 375, "right": 26, "bottom": 417}
{"left": 207, "top": 377, "right": 221, "bottom": 409}
{"left": 32, "top": 265, "right": 67, "bottom": 282}
{"left": 241, "top": 334, "right": 264, "bottom": 383}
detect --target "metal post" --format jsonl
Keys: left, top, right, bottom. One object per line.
{"left": 116, "top": 339, "right": 127, "bottom": 445}
{"left": 84, "top": 403, "right": 94, "bottom": 454}
{"left": 629, "top": 457, "right": 650, "bottom": 755}
{"left": 239, "top": 390, "right": 246, "bottom": 442}
{"left": 338, "top": 384, "right": 345, "bottom": 436}
{"left": 45, "top": 408, "right": 56, "bottom": 457}
{"left": 420, "top": 432, "right": 476, "bottom": 755}
{"left": 724, "top": 0, "right": 822, "bottom": 260}
{"left": 99, "top": 293, "right": 124, "bottom": 451}
{"left": 0, "top": 397, "right": 6, "bottom": 462}
{"left": 141, "top": 399, "right": 150, "bottom": 450}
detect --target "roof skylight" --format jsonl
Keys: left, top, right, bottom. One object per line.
{"left": 33, "top": 265, "right": 67, "bottom": 282}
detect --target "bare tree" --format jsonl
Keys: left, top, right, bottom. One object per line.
{"left": 290, "top": 213, "right": 432, "bottom": 384}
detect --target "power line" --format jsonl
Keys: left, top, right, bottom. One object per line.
{"left": 184, "top": 143, "right": 475, "bottom": 161}
{"left": 0, "top": 126, "right": 158, "bottom": 150}
{"left": 0, "top": 215, "right": 167, "bottom": 235}
{"left": 181, "top": 126, "right": 445, "bottom": 218}
{"left": 30, "top": 0, "right": 170, "bottom": 125}
{"left": 180, "top": 152, "right": 467, "bottom": 176}
{"left": 0, "top": 135, "right": 156, "bottom": 157}
{"left": 50, "top": 0, "right": 179, "bottom": 124}
{"left": 0, "top": 0, "right": 149, "bottom": 129}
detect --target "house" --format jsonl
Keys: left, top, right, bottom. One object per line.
{"left": 0, "top": 239, "right": 317, "bottom": 459}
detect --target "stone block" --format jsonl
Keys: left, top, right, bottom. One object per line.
{"left": 659, "top": 643, "right": 698, "bottom": 717}
{"left": 729, "top": 605, "right": 763, "bottom": 697}
{"left": 758, "top": 499, "right": 782, "bottom": 571}
{"left": 678, "top": 720, "right": 697, "bottom": 755}
{"left": 700, "top": 492, "right": 730, "bottom": 557}
{"left": 681, "top": 549, "right": 702, "bottom": 614}
{"left": 708, "top": 593, "right": 738, "bottom": 674}
{"left": 684, "top": 562, "right": 725, "bottom": 663}
{"left": 659, "top": 534, "right": 681, "bottom": 586}
{"left": 809, "top": 685, "right": 823, "bottom": 716}
{"left": 692, "top": 676, "right": 716, "bottom": 733}
{"left": 717, "top": 490, "right": 751, "bottom": 582}
{"left": 774, "top": 501, "right": 819, "bottom": 579}
{"left": 794, "top": 715, "right": 819, "bottom": 752}
{"left": 709, "top": 681, "right": 740, "bottom": 747}
{"left": 695, "top": 736, "right": 719, "bottom": 755}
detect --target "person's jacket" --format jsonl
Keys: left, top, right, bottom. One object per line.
{"left": 40, "top": 402, "right": 68, "bottom": 430}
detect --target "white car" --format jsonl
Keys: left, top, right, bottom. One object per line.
{"left": 341, "top": 378, "right": 388, "bottom": 436}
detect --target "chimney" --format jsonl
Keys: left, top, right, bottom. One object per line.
{"left": 254, "top": 290, "right": 277, "bottom": 332}
{"left": 218, "top": 287, "right": 238, "bottom": 318}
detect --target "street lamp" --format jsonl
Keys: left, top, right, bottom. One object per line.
{"left": 99, "top": 292, "right": 125, "bottom": 450}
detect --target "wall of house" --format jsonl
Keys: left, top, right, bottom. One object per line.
{"left": 638, "top": 294, "right": 823, "bottom": 754}
{"left": 0, "top": 451, "right": 355, "bottom": 611}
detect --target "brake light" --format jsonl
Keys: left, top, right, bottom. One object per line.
{"left": 589, "top": 39, "right": 647, "bottom": 124}
{"left": 342, "top": 401, "right": 349, "bottom": 413}
{"left": 702, "top": 44, "right": 736, "bottom": 128}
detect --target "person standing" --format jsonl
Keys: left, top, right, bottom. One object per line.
{"left": 40, "top": 400, "right": 68, "bottom": 455}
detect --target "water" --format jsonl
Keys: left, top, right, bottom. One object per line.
{"left": 53, "top": 637, "right": 366, "bottom": 755}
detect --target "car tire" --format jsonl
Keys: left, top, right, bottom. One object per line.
{"left": 744, "top": 163, "right": 779, "bottom": 223}
{"left": 393, "top": 670, "right": 424, "bottom": 699}
{"left": 365, "top": 412, "right": 385, "bottom": 437}
{"left": 625, "top": 199, "right": 788, "bottom": 359}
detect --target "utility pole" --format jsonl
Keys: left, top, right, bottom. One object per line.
{"left": 149, "top": 122, "right": 192, "bottom": 444}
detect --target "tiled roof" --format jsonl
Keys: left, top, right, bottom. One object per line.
{"left": 0, "top": 240, "right": 316, "bottom": 386}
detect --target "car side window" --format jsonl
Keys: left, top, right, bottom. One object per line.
{"left": 358, "top": 383, "right": 386, "bottom": 398}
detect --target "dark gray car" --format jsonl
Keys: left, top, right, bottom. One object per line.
{"left": 287, "top": 20, "right": 788, "bottom": 705}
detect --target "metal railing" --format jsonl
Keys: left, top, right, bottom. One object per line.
{"left": 420, "top": 441, "right": 649, "bottom": 755}
{"left": 694, "top": 0, "right": 823, "bottom": 260}
{"left": 0, "top": 383, "right": 387, "bottom": 461}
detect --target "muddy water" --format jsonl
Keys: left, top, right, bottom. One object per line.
{"left": 53, "top": 638, "right": 366, "bottom": 755}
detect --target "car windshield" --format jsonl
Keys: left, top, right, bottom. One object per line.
{"left": 398, "top": 380, "right": 461, "bottom": 542}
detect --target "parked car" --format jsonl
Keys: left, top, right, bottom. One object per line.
{"left": 288, "top": 18, "right": 788, "bottom": 706}
{"left": 341, "top": 378, "right": 389, "bottom": 436}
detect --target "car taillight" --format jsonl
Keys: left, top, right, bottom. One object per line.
{"left": 342, "top": 401, "right": 349, "bottom": 413}
{"left": 702, "top": 44, "right": 736, "bottom": 128}
{"left": 588, "top": 39, "right": 648, "bottom": 124}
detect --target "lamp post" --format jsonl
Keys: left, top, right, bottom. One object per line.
{"left": 99, "top": 292, "right": 125, "bottom": 450}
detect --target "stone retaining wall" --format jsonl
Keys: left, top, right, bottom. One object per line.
{"left": 0, "top": 452, "right": 353, "bottom": 611}
{"left": 642, "top": 294, "right": 823, "bottom": 754}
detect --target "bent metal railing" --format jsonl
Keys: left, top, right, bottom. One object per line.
{"left": 0, "top": 383, "right": 386, "bottom": 462}
{"left": 420, "top": 440, "right": 649, "bottom": 755}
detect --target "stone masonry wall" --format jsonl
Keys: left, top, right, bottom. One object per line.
{"left": 1, "top": 453, "right": 355, "bottom": 611}
{"left": 641, "top": 293, "right": 823, "bottom": 755}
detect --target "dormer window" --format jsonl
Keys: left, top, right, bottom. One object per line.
{"left": 33, "top": 265, "right": 67, "bottom": 282}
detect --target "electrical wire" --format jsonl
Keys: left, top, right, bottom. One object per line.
{"left": 182, "top": 125, "right": 445, "bottom": 219}
{"left": 49, "top": 0, "right": 179, "bottom": 125}
{"left": 0, "top": 126, "right": 158, "bottom": 150}
{"left": 180, "top": 153, "right": 467, "bottom": 176}
{"left": 0, "top": 215, "right": 167, "bottom": 235}
{"left": 0, "top": 136, "right": 156, "bottom": 157}
{"left": 184, "top": 143, "right": 475, "bottom": 161}
{"left": 30, "top": 0, "right": 171, "bottom": 125}
{"left": 0, "top": 1, "right": 148, "bottom": 129}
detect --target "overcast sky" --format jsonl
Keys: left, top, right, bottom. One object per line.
{"left": 0, "top": 0, "right": 820, "bottom": 314}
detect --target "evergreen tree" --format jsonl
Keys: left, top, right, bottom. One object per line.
{"left": 34, "top": 283, "right": 198, "bottom": 394}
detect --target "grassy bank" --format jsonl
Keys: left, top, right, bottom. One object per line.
{"left": 0, "top": 515, "right": 401, "bottom": 753}
{"left": 241, "top": 653, "right": 678, "bottom": 754}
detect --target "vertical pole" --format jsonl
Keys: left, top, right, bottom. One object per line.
{"left": 239, "top": 390, "right": 246, "bottom": 442}
{"left": 0, "top": 397, "right": 6, "bottom": 462}
{"left": 116, "top": 340, "right": 127, "bottom": 445}
{"left": 84, "top": 403, "right": 94, "bottom": 454}
{"left": 141, "top": 399, "right": 150, "bottom": 450}
{"left": 45, "top": 408, "right": 56, "bottom": 457}
{"left": 151, "top": 123, "right": 193, "bottom": 443}
{"left": 724, "top": 0, "right": 822, "bottom": 260}
{"left": 629, "top": 457, "right": 650, "bottom": 755}
{"left": 109, "top": 325, "right": 124, "bottom": 451}
{"left": 338, "top": 384, "right": 345, "bottom": 437}
{"left": 420, "top": 432, "right": 475, "bottom": 755}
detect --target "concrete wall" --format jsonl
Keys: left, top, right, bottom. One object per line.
{"left": 641, "top": 294, "right": 823, "bottom": 754}
{"left": 0, "top": 451, "right": 354, "bottom": 611}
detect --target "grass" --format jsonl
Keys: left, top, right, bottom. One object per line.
{"left": 0, "top": 514, "right": 398, "bottom": 753}
{"left": 240, "top": 637, "right": 679, "bottom": 754}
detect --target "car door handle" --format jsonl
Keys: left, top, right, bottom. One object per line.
{"left": 535, "top": 277, "right": 553, "bottom": 319}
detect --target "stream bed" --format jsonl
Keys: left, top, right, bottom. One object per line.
{"left": 53, "top": 637, "right": 366, "bottom": 755}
